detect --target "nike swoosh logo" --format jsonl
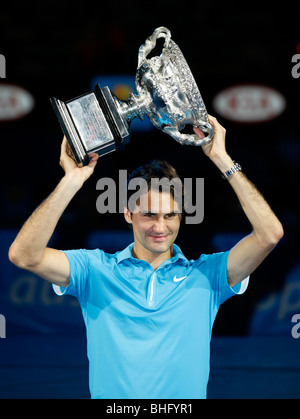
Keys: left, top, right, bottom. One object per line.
{"left": 173, "top": 275, "right": 187, "bottom": 283}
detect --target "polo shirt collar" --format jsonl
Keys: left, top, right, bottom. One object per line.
{"left": 116, "top": 242, "right": 188, "bottom": 265}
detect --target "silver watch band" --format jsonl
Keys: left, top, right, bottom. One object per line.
{"left": 222, "top": 161, "right": 242, "bottom": 179}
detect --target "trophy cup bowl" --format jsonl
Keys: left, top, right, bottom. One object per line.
{"left": 50, "top": 27, "right": 213, "bottom": 166}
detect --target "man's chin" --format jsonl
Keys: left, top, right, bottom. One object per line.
{"left": 146, "top": 239, "right": 173, "bottom": 254}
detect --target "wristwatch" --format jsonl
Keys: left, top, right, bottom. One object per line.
{"left": 222, "top": 161, "right": 242, "bottom": 180}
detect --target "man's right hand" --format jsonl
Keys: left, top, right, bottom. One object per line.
{"left": 8, "top": 136, "right": 100, "bottom": 287}
{"left": 59, "top": 136, "right": 99, "bottom": 187}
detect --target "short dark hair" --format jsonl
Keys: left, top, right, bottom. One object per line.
{"left": 127, "top": 160, "right": 184, "bottom": 204}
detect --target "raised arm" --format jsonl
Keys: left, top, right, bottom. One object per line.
{"left": 8, "top": 137, "right": 99, "bottom": 287}
{"left": 194, "top": 117, "right": 284, "bottom": 288}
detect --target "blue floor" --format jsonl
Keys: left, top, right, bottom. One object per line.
{"left": 1, "top": 334, "right": 299, "bottom": 399}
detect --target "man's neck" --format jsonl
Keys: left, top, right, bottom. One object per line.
{"left": 132, "top": 245, "right": 173, "bottom": 270}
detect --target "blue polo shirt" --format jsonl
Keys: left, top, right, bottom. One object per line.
{"left": 53, "top": 243, "right": 248, "bottom": 399}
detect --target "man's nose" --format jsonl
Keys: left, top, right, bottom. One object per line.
{"left": 154, "top": 216, "right": 166, "bottom": 233}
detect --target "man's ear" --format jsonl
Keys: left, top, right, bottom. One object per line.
{"left": 124, "top": 207, "right": 132, "bottom": 224}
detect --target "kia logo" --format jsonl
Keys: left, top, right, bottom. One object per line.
{"left": 213, "top": 84, "right": 286, "bottom": 123}
{"left": 0, "top": 83, "right": 34, "bottom": 121}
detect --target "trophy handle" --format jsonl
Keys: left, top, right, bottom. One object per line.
{"left": 137, "top": 26, "right": 214, "bottom": 146}
{"left": 163, "top": 121, "right": 214, "bottom": 146}
{"left": 138, "top": 26, "right": 171, "bottom": 67}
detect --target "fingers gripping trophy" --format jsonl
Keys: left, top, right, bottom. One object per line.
{"left": 51, "top": 27, "right": 214, "bottom": 166}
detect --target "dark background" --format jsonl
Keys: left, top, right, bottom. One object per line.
{"left": 1, "top": 0, "right": 300, "bottom": 336}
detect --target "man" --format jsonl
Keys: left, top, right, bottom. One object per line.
{"left": 9, "top": 116, "right": 283, "bottom": 399}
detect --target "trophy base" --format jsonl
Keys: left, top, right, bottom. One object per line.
{"left": 50, "top": 84, "right": 130, "bottom": 166}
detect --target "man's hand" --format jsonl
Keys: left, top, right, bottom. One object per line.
{"left": 60, "top": 136, "right": 99, "bottom": 187}
{"left": 193, "top": 115, "right": 234, "bottom": 173}
{"left": 9, "top": 135, "right": 101, "bottom": 288}
{"left": 193, "top": 114, "right": 283, "bottom": 289}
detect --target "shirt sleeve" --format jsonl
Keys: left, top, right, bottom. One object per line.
{"left": 200, "top": 250, "right": 249, "bottom": 307}
{"left": 52, "top": 249, "right": 90, "bottom": 302}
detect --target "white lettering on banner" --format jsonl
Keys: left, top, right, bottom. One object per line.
{"left": 250, "top": 260, "right": 300, "bottom": 335}
{"left": 10, "top": 275, "right": 36, "bottom": 305}
{"left": 8, "top": 274, "right": 78, "bottom": 307}
{"left": 255, "top": 281, "right": 300, "bottom": 324}
{"left": 278, "top": 282, "right": 300, "bottom": 320}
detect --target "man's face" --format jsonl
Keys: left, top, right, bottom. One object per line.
{"left": 124, "top": 189, "right": 181, "bottom": 258}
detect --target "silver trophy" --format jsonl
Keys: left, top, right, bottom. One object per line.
{"left": 51, "top": 27, "right": 213, "bottom": 166}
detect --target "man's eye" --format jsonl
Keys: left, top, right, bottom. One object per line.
{"left": 165, "top": 213, "right": 176, "bottom": 218}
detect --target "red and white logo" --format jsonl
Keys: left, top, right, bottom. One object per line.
{"left": 0, "top": 83, "right": 34, "bottom": 121}
{"left": 212, "top": 84, "right": 286, "bottom": 123}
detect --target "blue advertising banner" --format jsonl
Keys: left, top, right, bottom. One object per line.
{"left": 0, "top": 229, "right": 133, "bottom": 336}
{"left": 0, "top": 230, "right": 84, "bottom": 335}
{"left": 249, "top": 259, "right": 300, "bottom": 336}
{"left": 90, "top": 75, "right": 154, "bottom": 133}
